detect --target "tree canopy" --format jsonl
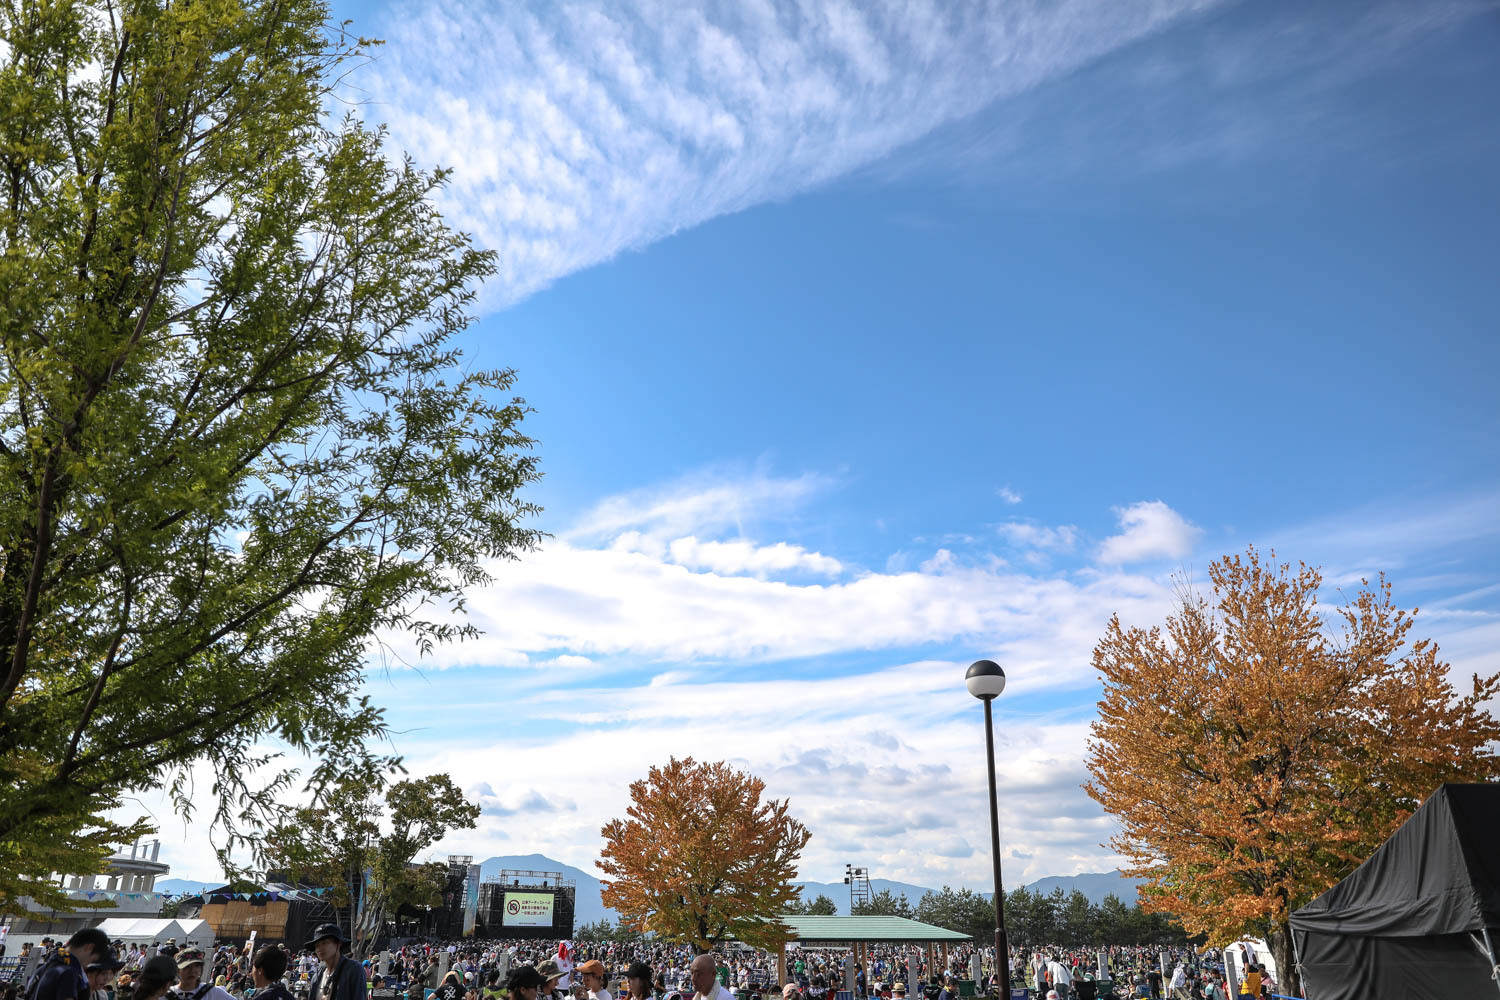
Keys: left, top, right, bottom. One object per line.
{"left": 599, "top": 757, "right": 811, "bottom": 951}
{"left": 0, "top": 0, "right": 537, "bottom": 911}
{"left": 852, "top": 887, "right": 913, "bottom": 919}
{"left": 787, "top": 892, "right": 839, "bottom": 916}
{"left": 1085, "top": 548, "right": 1500, "bottom": 994}
{"left": 264, "top": 771, "right": 478, "bottom": 957}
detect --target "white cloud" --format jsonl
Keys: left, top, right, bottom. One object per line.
{"left": 997, "top": 486, "right": 1023, "bottom": 505}
{"left": 382, "top": 541, "right": 1172, "bottom": 680}
{"left": 1096, "top": 500, "right": 1202, "bottom": 565}
{"left": 362, "top": 0, "right": 1220, "bottom": 304}
{"left": 393, "top": 669, "right": 1118, "bottom": 889}
{"left": 668, "top": 536, "right": 842, "bottom": 577}
{"left": 997, "top": 521, "right": 1078, "bottom": 551}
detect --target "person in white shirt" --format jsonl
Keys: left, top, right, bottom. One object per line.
{"left": 574, "top": 962, "right": 612, "bottom": 1000}
{"left": 1168, "top": 963, "right": 1187, "bottom": 999}
{"left": 172, "top": 951, "right": 234, "bottom": 1000}
{"left": 689, "top": 957, "right": 732, "bottom": 1000}
{"left": 1044, "top": 958, "right": 1070, "bottom": 1000}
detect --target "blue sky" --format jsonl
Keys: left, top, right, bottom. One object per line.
{"left": 141, "top": 0, "right": 1500, "bottom": 891}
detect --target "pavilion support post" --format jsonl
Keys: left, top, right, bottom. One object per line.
{"left": 926, "top": 944, "right": 934, "bottom": 979}
{"left": 778, "top": 942, "right": 788, "bottom": 987}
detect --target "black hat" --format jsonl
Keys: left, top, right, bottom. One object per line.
{"left": 303, "top": 925, "right": 349, "bottom": 951}
{"left": 89, "top": 955, "right": 127, "bottom": 973}
{"left": 506, "top": 967, "right": 545, "bottom": 991}
{"left": 626, "top": 963, "right": 652, "bottom": 983}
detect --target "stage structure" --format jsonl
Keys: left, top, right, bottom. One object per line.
{"left": 435, "top": 856, "right": 483, "bottom": 939}
{"left": 477, "top": 869, "right": 576, "bottom": 939}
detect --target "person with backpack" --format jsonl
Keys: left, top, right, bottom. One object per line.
{"left": 304, "top": 928, "right": 363, "bottom": 1000}
{"left": 30, "top": 929, "right": 111, "bottom": 1000}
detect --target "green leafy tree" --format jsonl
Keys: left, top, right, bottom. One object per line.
{"left": 788, "top": 892, "right": 839, "bottom": 916}
{"left": 805, "top": 893, "right": 839, "bottom": 916}
{"left": 915, "top": 885, "right": 992, "bottom": 942}
{"left": 1002, "top": 887, "right": 1040, "bottom": 946}
{"left": 1095, "top": 893, "right": 1132, "bottom": 944}
{"left": 1059, "top": 890, "right": 1096, "bottom": 945}
{"left": 0, "top": 0, "right": 539, "bottom": 911}
{"left": 265, "top": 772, "right": 478, "bottom": 957}
{"left": 852, "top": 887, "right": 913, "bottom": 918}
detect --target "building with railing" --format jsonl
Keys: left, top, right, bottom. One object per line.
{"left": 0, "top": 840, "right": 174, "bottom": 948}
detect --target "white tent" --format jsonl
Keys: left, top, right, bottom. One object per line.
{"left": 95, "top": 917, "right": 213, "bottom": 950}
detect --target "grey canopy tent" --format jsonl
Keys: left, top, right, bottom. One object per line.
{"left": 1290, "top": 783, "right": 1500, "bottom": 1000}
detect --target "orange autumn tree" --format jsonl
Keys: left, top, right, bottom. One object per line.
{"left": 1085, "top": 548, "right": 1500, "bottom": 995}
{"left": 599, "top": 756, "right": 811, "bottom": 951}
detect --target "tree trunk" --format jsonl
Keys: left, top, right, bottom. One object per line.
{"left": 1267, "top": 918, "right": 1301, "bottom": 998}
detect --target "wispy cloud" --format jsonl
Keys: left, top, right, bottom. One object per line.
{"left": 363, "top": 0, "right": 1218, "bottom": 303}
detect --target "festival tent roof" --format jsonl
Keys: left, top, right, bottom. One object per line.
{"left": 94, "top": 917, "right": 213, "bottom": 946}
{"left": 778, "top": 915, "right": 971, "bottom": 942}
{"left": 1289, "top": 783, "right": 1500, "bottom": 1000}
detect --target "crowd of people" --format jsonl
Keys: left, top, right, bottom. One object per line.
{"left": 3, "top": 927, "right": 1282, "bottom": 1000}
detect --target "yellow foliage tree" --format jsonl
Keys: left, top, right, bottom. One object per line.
{"left": 600, "top": 757, "right": 811, "bottom": 951}
{"left": 1085, "top": 548, "right": 1500, "bottom": 994}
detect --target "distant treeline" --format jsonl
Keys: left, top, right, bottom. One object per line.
{"left": 577, "top": 885, "right": 1188, "bottom": 947}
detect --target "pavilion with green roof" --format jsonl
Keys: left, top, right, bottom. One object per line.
{"left": 772, "top": 914, "right": 972, "bottom": 985}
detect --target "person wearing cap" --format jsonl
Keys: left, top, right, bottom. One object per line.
{"left": 535, "top": 960, "right": 565, "bottom": 1000}
{"left": 780, "top": 985, "right": 799, "bottom": 1000}
{"left": 304, "top": 926, "right": 363, "bottom": 1000}
{"left": 571, "top": 962, "right": 609, "bottom": 1000}
{"left": 170, "top": 950, "right": 232, "bottom": 1000}
{"left": 621, "top": 963, "right": 652, "bottom": 1000}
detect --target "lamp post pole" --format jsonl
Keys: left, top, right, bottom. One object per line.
{"left": 966, "top": 659, "right": 1012, "bottom": 1000}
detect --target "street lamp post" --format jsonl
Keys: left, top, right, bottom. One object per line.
{"left": 966, "top": 659, "right": 1012, "bottom": 1000}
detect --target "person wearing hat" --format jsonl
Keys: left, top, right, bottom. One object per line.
{"left": 572, "top": 963, "right": 609, "bottom": 1000}
{"left": 535, "top": 960, "right": 565, "bottom": 1000}
{"left": 622, "top": 963, "right": 653, "bottom": 1000}
{"left": 170, "top": 950, "right": 232, "bottom": 1000}
{"left": 504, "top": 967, "right": 544, "bottom": 1000}
{"left": 87, "top": 953, "right": 127, "bottom": 1000}
{"left": 304, "top": 927, "right": 363, "bottom": 1000}
{"left": 780, "top": 986, "right": 799, "bottom": 1000}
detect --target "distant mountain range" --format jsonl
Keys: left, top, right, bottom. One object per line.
{"left": 161, "top": 856, "right": 1145, "bottom": 925}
